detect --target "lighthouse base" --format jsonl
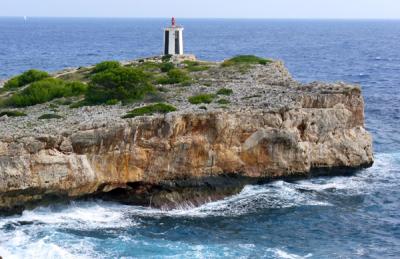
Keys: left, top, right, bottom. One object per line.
{"left": 168, "top": 54, "right": 197, "bottom": 63}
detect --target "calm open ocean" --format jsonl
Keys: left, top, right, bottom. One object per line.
{"left": 0, "top": 18, "right": 399, "bottom": 258}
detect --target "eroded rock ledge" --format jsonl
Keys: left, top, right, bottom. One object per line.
{"left": 0, "top": 57, "right": 373, "bottom": 211}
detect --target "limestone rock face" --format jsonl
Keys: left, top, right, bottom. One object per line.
{"left": 0, "top": 60, "right": 374, "bottom": 210}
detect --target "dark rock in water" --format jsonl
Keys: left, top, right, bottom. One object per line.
{"left": 94, "top": 174, "right": 254, "bottom": 209}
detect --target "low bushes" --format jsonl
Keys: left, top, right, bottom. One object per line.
{"left": 183, "top": 61, "right": 210, "bottom": 72}
{"left": 136, "top": 61, "right": 174, "bottom": 73}
{"left": 160, "top": 62, "right": 175, "bottom": 73}
{"left": 217, "top": 88, "right": 233, "bottom": 96}
{"left": 85, "top": 67, "right": 155, "bottom": 104}
{"left": 162, "top": 54, "right": 172, "bottom": 63}
{"left": 105, "top": 99, "right": 119, "bottom": 105}
{"left": 216, "top": 98, "right": 230, "bottom": 105}
{"left": 63, "top": 81, "right": 88, "bottom": 96}
{"left": 137, "top": 62, "right": 163, "bottom": 72}
{"left": 188, "top": 94, "right": 215, "bottom": 104}
{"left": 157, "top": 69, "right": 191, "bottom": 85}
{"left": 92, "top": 61, "right": 121, "bottom": 74}
{"left": 122, "top": 103, "right": 177, "bottom": 118}
{"left": 4, "top": 69, "right": 50, "bottom": 89}
{"left": 0, "top": 110, "right": 27, "bottom": 117}
{"left": 221, "top": 55, "right": 272, "bottom": 67}
{"left": 38, "top": 113, "right": 63, "bottom": 120}
{"left": 6, "top": 78, "right": 87, "bottom": 107}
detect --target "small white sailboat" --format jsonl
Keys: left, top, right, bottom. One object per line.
{"left": 24, "top": 16, "right": 27, "bottom": 22}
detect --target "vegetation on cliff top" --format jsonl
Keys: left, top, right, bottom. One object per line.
{"left": 0, "top": 110, "right": 27, "bottom": 117}
{"left": 216, "top": 98, "right": 231, "bottom": 105}
{"left": 216, "top": 88, "right": 233, "bottom": 96}
{"left": 85, "top": 66, "right": 155, "bottom": 105}
{"left": 4, "top": 69, "right": 50, "bottom": 89}
{"left": 0, "top": 55, "right": 268, "bottom": 109}
{"left": 122, "top": 103, "right": 177, "bottom": 118}
{"left": 92, "top": 61, "right": 121, "bottom": 74}
{"left": 188, "top": 93, "right": 216, "bottom": 104}
{"left": 222, "top": 55, "right": 272, "bottom": 67}
{"left": 5, "top": 79, "right": 87, "bottom": 107}
{"left": 156, "top": 68, "right": 191, "bottom": 85}
{"left": 183, "top": 61, "right": 210, "bottom": 72}
{"left": 160, "top": 62, "right": 175, "bottom": 73}
{"left": 38, "top": 113, "right": 63, "bottom": 120}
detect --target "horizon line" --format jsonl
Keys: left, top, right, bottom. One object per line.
{"left": 0, "top": 16, "right": 400, "bottom": 21}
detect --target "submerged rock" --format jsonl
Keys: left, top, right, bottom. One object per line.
{"left": 0, "top": 57, "right": 373, "bottom": 211}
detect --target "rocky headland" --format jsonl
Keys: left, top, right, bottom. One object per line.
{"left": 0, "top": 55, "right": 373, "bottom": 212}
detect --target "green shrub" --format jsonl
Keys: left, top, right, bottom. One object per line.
{"left": 183, "top": 61, "right": 210, "bottom": 72}
{"left": 221, "top": 55, "right": 272, "bottom": 67}
{"left": 137, "top": 62, "right": 162, "bottom": 72}
{"left": 92, "top": 61, "right": 121, "bottom": 74}
{"left": 6, "top": 78, "right": 87, "bottom": 107}
{"left": 0, "top": 110, "right": 27, "bottom": 117}
{"left": 86, "top": 67, "right": 154, "bottom": 104}
{"left": 157, "top": 69, "right": 191, "bottom": 85}
{"left": 183, "top": 61, "right": 199, "bottom": 66}
{"left": 160, "top": 62, "right": 175, "bottom": 73}
{"left": 217, "top": 88, "right": 233, "bottom": 96}
{"left": 162, "top": 54, "right": 172, "bottom": 63}
{"left": 105, "top": 99, "right": 119, "bottom": 105}
{"left": 186, "top": 65, "right": 209, "bottom": 72}
{"left": 188, "top": 94, "right": 215, "bottom": 104}
{"left": 38, "top": 113, "right": 63, "bottom": 120}
{"left": 216, "top": 98, "right": 230, "bottom": 105}
{"left": 4, "top": 77, "right": 20, "bottom": 89}
{"left": 64, "top": 81, "right": 88, "bottom": 96}
{"left": 122, "top": 103, "right": 177, "bottom": 118}
{"left": 167, "top": 69, "right": 188, "bottom": 82}
{"left": 4, "top": 69, "right": 50, "bottom": 89}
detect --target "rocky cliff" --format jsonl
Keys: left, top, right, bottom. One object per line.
{"left": 0, "top": 57, "right": 373, "bottom": 211}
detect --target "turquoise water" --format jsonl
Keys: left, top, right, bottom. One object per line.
{"left": 0, "top": 18, "right": 399, "bottom": 258}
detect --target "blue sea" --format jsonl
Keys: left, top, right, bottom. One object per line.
{"left": 0, "top": 18, "right": 400, "bottom": 258}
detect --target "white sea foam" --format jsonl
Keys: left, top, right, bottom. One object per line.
{"left": 0, "top": 229, "right": 97, "bottom": 259}
{"left": 121, "top": 180, "right": 332, "bottom": 218}
{"left": 0, "top": 200, "right": 137, "bottom": 230}
{"left": 123, "top": 153, "right": 400, "bottom": 219}
{"left": 0, "top": 201, "right": 136, "bottom": 259}
{"left": 267, "top": 248, "right": 312, "bottom": 259}
{"left": 0, "top": 153, "right": 398, "bottom": 258}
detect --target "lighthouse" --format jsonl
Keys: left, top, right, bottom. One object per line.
{"left": 164, "top": 17, "right": 184, "bottom": 55}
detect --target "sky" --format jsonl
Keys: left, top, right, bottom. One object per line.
{"left": 1, "top": 0, "right": 400, "bottom": 19}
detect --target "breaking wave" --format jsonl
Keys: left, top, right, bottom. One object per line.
{"left": 0, "top": 153, "right": 398, "bottom": 258}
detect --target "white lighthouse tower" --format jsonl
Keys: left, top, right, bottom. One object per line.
{"left": 164, "top": 17, "right": 184, "bottom": 55}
